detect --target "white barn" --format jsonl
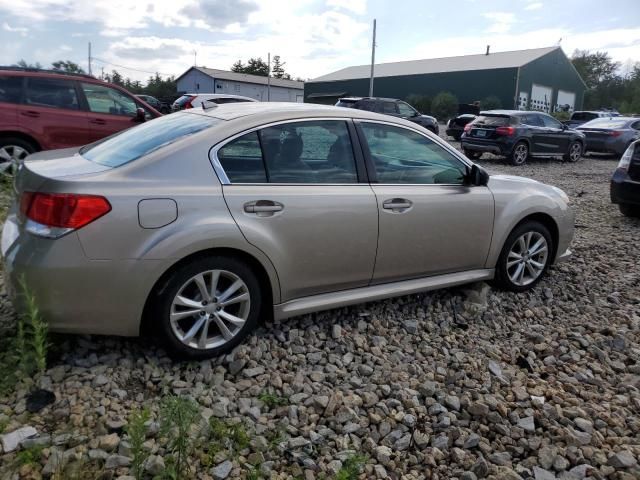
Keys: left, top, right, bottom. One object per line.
{"left": 176, "top": 67, "right": 304, "bottom": 102}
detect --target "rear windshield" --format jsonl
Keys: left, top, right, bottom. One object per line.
{"left": 472, "top": 115, "right": 512, "bottom": 126}
{"left": 336, "top": 99, "right": 358, "bottom": 108}
{"left": 571, "top": 112, "right": 598, "bottom": 121}
{"left": 81, "top": 113, "right": 219, "bottom": 167}
{"left": 581, "top": 118, "right": 629, "bottom": 129}
{"left": 173, "top": 94, "right": 195, "bottom": 106}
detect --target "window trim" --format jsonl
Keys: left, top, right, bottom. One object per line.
{"left": 353, "top": 119, "right": 473, "bottom": 186}
{"left": 210, "top": 117, "right": 369, "bottom": 186}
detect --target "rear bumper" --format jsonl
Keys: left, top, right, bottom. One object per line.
{"left": 610, "top": 168, "right": 640, "bottom": 206}
{"left": 585, "top": 138, "right": 628, "bottom": 156}
{"left": 1, "top": 214, "right": 157, "bottom": 337}
{"left": 461, "top": 139, "right": 510, "bottom": 156}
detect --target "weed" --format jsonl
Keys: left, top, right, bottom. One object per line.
{"left": 0, "top": 418, "right": 8, "bottom": 434}
{"left": 125, "top": 407, "right": 151, "bottom": 480}
{"left": 334, "top": 454, "right": 367, "bottom": 480}
{"left": 257, "top": 391, "right": 287, "bottom": 409}
{"left": 20, "top": 276, "right": 49, "bottom": 378}
{"left": 266, "top": 426, "right": 286, "bottom": 451}
{"left": 16, "top": 444, "right": 44, "bottom": 466}
{"left": 229, "top": 422, "right": 250, "bottom": 452}
{"left": 246, "top": 467, "right": 262, "bottom": 480}
{"left": 159, "top": 395, "right": 200, "bottom": 479}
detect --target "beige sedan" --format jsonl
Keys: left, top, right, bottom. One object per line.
{"left": 2, "top": 103, "right": 574, "bottom": 358}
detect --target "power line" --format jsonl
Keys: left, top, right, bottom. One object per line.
{"left": 91, "top": 57, "right": 174, "bottom": 76}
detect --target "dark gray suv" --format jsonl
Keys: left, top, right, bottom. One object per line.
{"left": 336, "top": 97, "right": 439, "bottom": 134}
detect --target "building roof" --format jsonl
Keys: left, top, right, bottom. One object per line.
{"left": 309, "top": 46, "right": 561, "bottom": 83}
{"left": 177, "top": 66, "right": 304, "bottom": 89}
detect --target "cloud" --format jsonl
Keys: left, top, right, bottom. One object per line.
{"left": 181, "top": 0, "right": 259, "bottom": 30}
{"left": 326, "top": 0, "right": 367, "bottom": 15}
{"left": 2, "top": 21, "right": 28, "bottom": 36}
{"left": 524, "top": 2, "right": 543, "bottom": 10}
{"left": 109, "top": 36, "right": 191, "bottom": 60}
{"left": 482, "top": 12, "right": 516, "bottom": 34}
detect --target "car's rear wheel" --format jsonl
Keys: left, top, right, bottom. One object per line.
{"left": 464, "top": 149, "right": 482, "bottom": 160}
{"left": 509, "top": 142, "right": 529, "bottom": 166}
{"left": 619, "top": 203, "right": 640, "bottom": 218}
{"left": 493, "top": 221, "right": 553, "bottom": 292}
{"left": 564, "top": 141, "right": 582, "bottom": 162}
{"left": 0, "top": 137, "right": 37, "bottom": 177}
{"left": 158, "top": 256, "right": 262, "bottom": 359}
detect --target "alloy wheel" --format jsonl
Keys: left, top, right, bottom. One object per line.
{"left": 169, "top": 269, "right": 251, "bottom": 350}
{"left": 506, "top": 231, "right": 548, "bottom": 286}
{"left": 568, "top": 143, "right": 582, "bottom": 162}
{"left": 513, "top": 144, "right": 528, "bottom": 165}
{"left": 0, "top": 145, "right": 29, "bottom": 177}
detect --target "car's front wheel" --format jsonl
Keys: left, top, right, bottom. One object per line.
{"left": 158, "top": 256, "right": 262, "bottom": 359}
{"left": 619, "top": 203, "right": 640, "bottom": 218}
{"left": 564, "top": 141, "right": 582, "bottom": 162}
{"left": 509, "top": 142, "right": 529, "bottom": 166}
{"left": 493, "top": 221, "right": 553, "bottom": 292}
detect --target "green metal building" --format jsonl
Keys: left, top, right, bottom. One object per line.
{"left": 305, "top": 47, "right": 587, "bottom": 112}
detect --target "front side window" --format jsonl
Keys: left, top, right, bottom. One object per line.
{"left": 540, "top": 114, "right": 563, "bottom": 129}
{"left": 397, "top": 101, "right": 417, "bottom": 117}
{"left": 361, "top": 122, "right": 466, "bottom": 184}
{"left": 81, "top": 82, "right": 137, "bottom": 116}
{"left": 218, "top": 120, "right": 358, "bottom": 184}
{"left": 379, "top": 101, "right": 399, "bottom": 116}
{"left": 522, "top": 115, "right": 543, "bottom": 127}
{"left": 82, "top": 113, "right": 219, "bottom": 167}
{"left": 25, "top": 78, "right": 79, "bottom": 110}
{"left": 0, "top": 75, "right": 23, "bottom": 104}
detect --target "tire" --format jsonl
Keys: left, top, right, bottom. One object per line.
{"left": 619, "top": 204, "right": 640, "bottom": 218}
{"left": 493, "top": 220, "right": 553, "bottom": 292}
{"left": 564, "top": 141, "right": 582, "bottom": 162}
{"left": 0, "top": 137, "right": 37, "bottom": 177}
{"left": 452, "top": 134, "right": 462, "bottom": 141}
{"left": 509, "top": 141, "right": 529, "bottom": 166}
{"left": 464, "top": 149, "right": 482, "bottom": 160}
{"left": 157, "top": 256, "right": 262, "bottom": 359}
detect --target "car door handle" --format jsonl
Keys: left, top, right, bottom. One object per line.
{"left": 244, "top": 200, "right": 284, "bottom": 216}
{"left": 90, "top": 119, "right": 107, "bottom": 125}
{"left": 383, "top": 198, "right": 413, "bottom": 212}
{"left": 20, "top": 111, "right": 40, "bottom": 118}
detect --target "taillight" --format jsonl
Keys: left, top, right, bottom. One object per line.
{"left": 184, "top": 96, "right": 195, "bottom": 109}
{"left": 496, "top": 126, "right": 515, "bottom": 136}
{"left": 609, "top": 131, "right": 623, "bottom": 137}
{"left": 617, "top": 144, "right": 633, "bottom": 172}
{"left": 21, "top": 192, "right": 111, "bottom": 238}
{"left": 464, "top": 123, "right": 473, "bottom": 133}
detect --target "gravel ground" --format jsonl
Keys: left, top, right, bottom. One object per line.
{"left": 0, "top": 137, "right": 639, "bottom": 480}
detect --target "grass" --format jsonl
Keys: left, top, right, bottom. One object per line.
{"left": 159, "top": 395, "right": 200, "bottom": 480}
{"left": 125, "top": 407, "right": 151, "bottom": 480}
{"left": 334, "top": 454, "right": 367, "bottom": 480}
{"left": 257, "top": 391, "right": 288, "bottom": 409}
{"left": 16, "top": 444, "right": 44, "bottom": 466}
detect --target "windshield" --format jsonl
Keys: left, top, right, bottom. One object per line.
{"left": 336, "top": 99, "right": 358, "bottom": 108}
{"left": 571, "top": 112, "right": 598, "bottom": 121}
{"left": 581, "top": 118, "right": 629, "bottom": 129}
{"left": 81, "top": 113, "right": 219, "bottom": 167}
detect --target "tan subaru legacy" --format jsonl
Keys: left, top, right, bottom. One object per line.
{"left": 2, "top": 103, "right": 574, "bottom": 358}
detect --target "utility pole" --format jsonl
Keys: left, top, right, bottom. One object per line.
{"left": 88, "top": 42, "right": 92, "bottom": 76}
{"left": 369, "top": 19, "right": 376, "bottom": 97}
{"left": 193, "top": 50, "right": 197, "bottom": 67}
{"left": 267, "top": 52, "right": 271, "bottom": 102}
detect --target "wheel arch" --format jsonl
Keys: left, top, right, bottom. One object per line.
{"left": 510, "top": 212, "right": 559, "bottom": 261}
{"left": 0, "top": 131, "right": 41, "bottom": 151}
{"left": 140, "top": 247, "right": 276, "bottom": 336}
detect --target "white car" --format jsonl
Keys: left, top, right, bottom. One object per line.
{"left": 172, "top": 93, "right": 258, "bottom": 111}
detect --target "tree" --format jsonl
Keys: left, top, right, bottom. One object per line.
{"left": 571, "top": 50, "right": 620, "bottom": 88}
{"left": 431, "top": 91, "right": 458, "bottom": 121}
{"left": 51, "top": 60, "right": 85, "bottom": 74}
{"left": 244, "top": 57, "right": 269, "bottom": 76}
{"left": 231, "top": 60, "right": 245, "bottom": 73}
{"left": 480, "top": 95, "right": 502, "bottom": 110}
{"left": 14, "top": 59, "right": 42, "bottom": 69}
{"left": 272, "top": 55, "right": 286, "bottom": 78}
{"left": 405, "top": 94, "right": 432, "bottom": 114}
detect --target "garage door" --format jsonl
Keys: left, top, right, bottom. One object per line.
{"left": 556, "top": 90, "right": 575, "bottom": 112}
{"left": 531, "top": 84, "right": 553, "bottom": 113}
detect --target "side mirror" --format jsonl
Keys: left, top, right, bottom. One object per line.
{"left": 468, "top": 164, "right": 490, "bottom": 186}
{"left": 562, "top": 123, "right": 568, "bottom": 130}
{"left": 133, "top": 107, "right": 146, "bottom": 122}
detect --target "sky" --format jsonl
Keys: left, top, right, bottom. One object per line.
{"left": 0, "top": 0, "right": 639, "bottom": 82}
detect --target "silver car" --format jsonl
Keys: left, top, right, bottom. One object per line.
{"left": 577, "top": 117, "right": 640, "bottom": 157}
{"left": 2, "top": 103, "right": 574, "bottom": 359}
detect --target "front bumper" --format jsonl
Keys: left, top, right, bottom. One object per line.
{"left": 610, "top": 168, "right": 640, "bottom": 206}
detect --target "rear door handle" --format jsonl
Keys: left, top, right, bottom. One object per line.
{"left": 383, "top": 198, "right": 413, "bottom": 213}
{"left": 20, "top": 111, "right": 40, "bottom": 118}
{"left": 244, "top": 200, "right": 284, "bottom": 216}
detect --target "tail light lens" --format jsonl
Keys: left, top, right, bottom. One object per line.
{"left": 464, "top": 123, "right": 473, "bottom": 133}
{"left": 20, "top": 192, "right": 111, "bottom": 238}
{"left": 496, "top": 126, "right": 515, "bottom": 136}
{"left": 617, "top": 144, "right": 633, "bottom": 172}
{"left": 609, "top": 130, "right": 623, "bottom": 137}
{"left": 184, "top": 96, "right": 195, "bottom": 109}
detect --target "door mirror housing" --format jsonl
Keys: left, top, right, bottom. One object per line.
{"left": 467, "top": 164, "right": 490, "bottom": 186}
{"left": 133, "top": 107, "right": 146, "bottom": 122}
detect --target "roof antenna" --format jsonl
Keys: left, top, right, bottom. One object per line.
{"left": 486, "top": 45, "right": 490, "bottom": 55}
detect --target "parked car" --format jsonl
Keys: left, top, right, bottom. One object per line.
{"left": 576, "top": 117, "right": 640, "bottom": 157}
{"left": 136, "top": 94, "right": 170, "bottom": 114}
{"left": 610, "top": 140, "right": 640, "bottom": 217}
{"left": 3, "top": 103, "right": 574, "bottom": 359}
{"left": 0, "top": 67, "right": 161, "bottom": 174}
{"left": 461, "top": 110, "right": 585, "bottom": 166}
{"left": 335, "top": 97, "right": 439, "bottom": 134}
{"left": 171, "top": 93, "right": 258, "bottom": 111}
{"left": 563, "top": 111, "right": 620, "bottom": 129}
{"left": 447, "top": 114, "right": 477, "bottom": 141}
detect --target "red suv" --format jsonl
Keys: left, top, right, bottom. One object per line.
{"left": 0, "top": 68, "right": 161, "bottom": 171}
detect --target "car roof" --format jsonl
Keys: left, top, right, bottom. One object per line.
{"left": 339, "top": 97, "right": 401, "bottom": 102}
{"left": 480, "top": 109, "right": 523, "bottom": 116}
{"left": 580, "top": 116, "right": 637, "bottom": 124}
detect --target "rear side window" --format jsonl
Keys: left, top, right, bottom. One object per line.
{"left": 81, "top": 113, "right": 219, "bottom": 167}
{"left": 218, "top": 120, "right": 358, "bottom": 184}
{"left": 0, "top": 76, "right": 23, "bottom": 104}
{"left": 25, "top": 77, "right": 79, "bottom": 110}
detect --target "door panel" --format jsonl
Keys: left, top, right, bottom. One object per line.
{"left": 371, "top": 184, "right": 494, "bottom": 282}
{"left": 223, "top": 185, "right": 378, "bottom": 301}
